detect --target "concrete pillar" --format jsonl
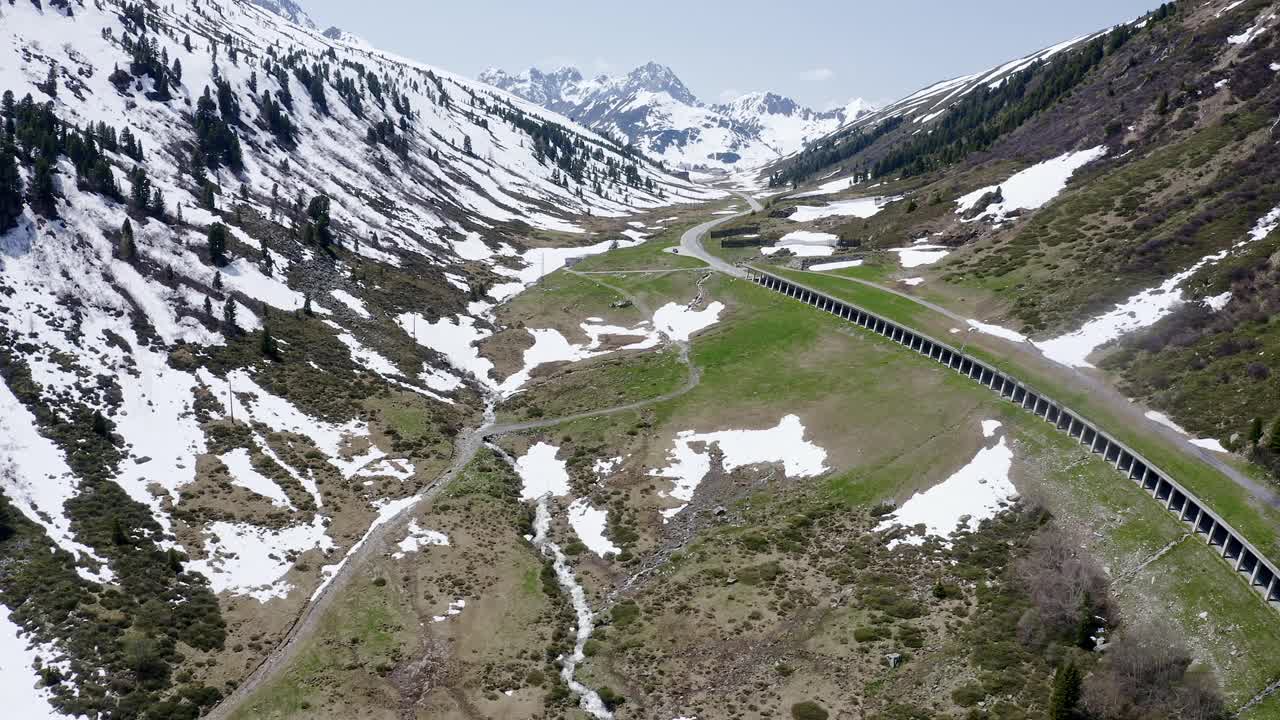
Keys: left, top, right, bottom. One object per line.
{"left": 1251, "top": 561, "right": 1263, "bottom": 585}
{"left": 1268, "top": 575, "right": 1279, "bottom": 601}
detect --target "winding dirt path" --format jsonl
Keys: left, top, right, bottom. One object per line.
{"left": 207, "top": 246, "right": 725, "bottom": 720}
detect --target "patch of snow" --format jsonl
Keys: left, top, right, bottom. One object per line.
{"left": 651, "top": 415, "right": 827, "bottom": 519}
{"left": 1228, "top": 13, "right": 1274, "bottom": 45}
{"left": 451, "top": 232, "right": 494, "bottom": 261}
{"left": 328, "top": 289, "right": 370, "bottom": 319}
{"left": 1204, "top": 291, "right": 1232, "bottom": 311}
{"left": 220, "top": 448, "right": 295, "bottom": 509}
{"left": 793, "top": 176, "right": 854, "bottom": 198}
{"left": 652, "top": 301, "right": 725, "bottom": 341}
{"left": 789, "top": 197, "right": 892, "bottom": 222}
{"left": 1033, "top": 201, "right": 1280, "bottom": 367}
{"left": 966, "top": 319, "right": 1029, "bottom": 343}
{"left": 392, "top": 520, "right": 450, "bottom": 559}
{"left": 353, "top": 457, "right": 416, "bottom": 481}
{"left": 187, "top": 517, "right": 333, "bottom": 603}
{"left": 432, "top": 599, "right": 466, "bottom": 622}
{"left": 515, "top": 442, "right": 571, "bottom": 500}
{"left": 1191, "top": 438, "right": 1228, "bottom": 453}
{"left": 399, "top": 312, "right": 496, "bottom": 385}
{"left": 567, "top": 498, "right": 621, "bottom": 557}
{"left": 901, "top": 277, "right": 925, "bottom": 286}
{"left": 0, "top": 381, "right": 110, "bottom": 580}
{"left": 594, "top": 456, "right": 623, "bottom": 477}
{"left": 809, "top": 259, "right": 865, "bottom": 271}
{"left": 762, "top": 230, "right": 839, "bottom": 257}
{"left": 888, "top": 245, "right": 950, "bottom": 268}
{"left": 955, "top": 147, "right": 1107, "bottom": 222}
{"left": 1146, "top": 411, "right": 1189, "bottom": 435}
{"left": 0, "top": 606, "right": 66, "bottom": 720}
{"left": 877, "top": 421, "right": 1016, "bottom": 548}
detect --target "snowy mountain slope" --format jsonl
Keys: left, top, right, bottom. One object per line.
{"left": 480, "top": 62, "right": 874, "bottom": 172}
{"left": 761, "top": 29, "right": 1109, "bottom": 188}
{"left": 248, "top": 0, "right": 317, "bottom": 30}
{"left": 0, "top": 0, "right": 719, "bottom": 716}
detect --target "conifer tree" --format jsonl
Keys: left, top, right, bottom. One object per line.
{"left": 1249, "top": 418, "right": 1263, "bottom": 448}
{"left": 222, "top": 299, "right": 238, "bottom": 329}
{"left": 1269, "top": 418, "right": 1280, "bottom": 454}
{"left": 207, "top": 222, "right": 228, "bottom": 266}
{"left": 91, "top": 409, "right": 109, "bottom": 436}
{"left": 212, "top": 270, "right": 223, "bottom": 291}
{"left": 302, "top": 293, "right": 313, "bottom": 316}
{"left": 30, "top": 157, "right": 56, "bottom": 217}
{"left": 1048, "top": 661, "right": 1081, "bottom": 720}
{"left": 129, "top": 166, "right": 151, "bottom": 210}
{"left": 0, "top": 139, "right": 22, "bottom": 232}
{"left": 260, "top": 324, "right": 279, "bottom": 359}
{"left": 119, "top": 219, "right": 135, "bottom": 261}
{"left": 202, "top": 296, "right": 213, "bottom": 317}
{"left": 306, "top": 195, "right": 331, "bottom": 247}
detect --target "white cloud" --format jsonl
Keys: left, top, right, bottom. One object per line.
{"left": 718, "top": 88, "right": 742, "bottom": 102}
{"left": 802, "top": 67, "right": 835, "bottom": 81}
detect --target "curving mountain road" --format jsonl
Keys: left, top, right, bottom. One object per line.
{"left": 677, "top": 191, "right": 761, "bottom": 276}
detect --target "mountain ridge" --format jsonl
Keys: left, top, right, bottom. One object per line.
{"left": 480, "top": 61, "right": 874, "bottom": 172}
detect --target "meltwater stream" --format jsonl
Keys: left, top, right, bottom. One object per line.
{"left": 531, "top": 497, "right": 614, "bottom": 718}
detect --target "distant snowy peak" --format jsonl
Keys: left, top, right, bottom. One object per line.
{"left": 480, "top": 62, "right": 872, "bottom": 171}
{"left": 321, "top": 26, "right": 369, "bottom": 48}
{"left": 248, "top": 0, "right": 317, "bottom": 29}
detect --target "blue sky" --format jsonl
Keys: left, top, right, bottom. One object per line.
{"left": 302, "top": 1, "right": 1162, "bottom": 108}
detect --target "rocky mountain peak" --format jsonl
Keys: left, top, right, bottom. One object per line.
{"left": 248, "top": 0, "right": 316, "bottom": 29}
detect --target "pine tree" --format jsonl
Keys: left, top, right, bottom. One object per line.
{"left": 1157, "top": 90, "right": 1170, "bottom": 116}
{"left": 41, "top": 65, "right": 58, "bottom": 98}
{"left": 306, "top": 195, "right": 332, "bottom": 247}
{"left": 207, "top": 222, "right": 228, "bottom": 266}
{"left": 111, "top": 516, "right": 129, "bottom": 545}
{"left": 151, "top": 188, "right": 165, "bottom": 218}
{"left": 1269, "top": 418, "right": 1280, "bottom": 454}
{"left": 202, "top": 296, "right": 213, "bottom": 317}
{"left": 30, "top": 157, "right": 56, "bottom": 217}
{"left": 302, "top": 293, "right": 313, "bottom": 316}
{"left": 260, "top": 324, "right": 279, "bottom": 359}
{"left": 212, "top": 271, "right": 223, "bottom": 291}
{"left": 91, "top": 409, "right": 109, "bottom": 436}
{"left": 119, "top": 219, "right": 135, "bottom": 261}
{"left": 1048, "top": 661, "right": 1081, "bottom": 720}
{"left": 0, "top": 139, "right": 22, "bottom": 232}
{"left": 222, "top": 299, "right": 238, "bottom": 330}
{"left": 129, "top": 166, "right": 151, "bottom": 210}
{"left": 1249, "top": 418, "right": 1264, "bottom": 448}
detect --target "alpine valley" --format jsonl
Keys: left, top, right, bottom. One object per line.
{"left": 5, "top": 2, "right": 1280, "bottom": 720}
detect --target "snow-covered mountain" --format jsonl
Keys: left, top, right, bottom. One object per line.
{"left": 0, "top": 0, "right": 716, "bottom": 716}
{"left": 248, "top": 0, "right": 317, "bottom": 29}
{"left": 480, "top": 62, "right": 874, "bottom": 172}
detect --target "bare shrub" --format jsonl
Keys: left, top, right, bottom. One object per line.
{"left": 1013, "top": 525, "right": 1111, "bottom": 650}
{"left": 1083, "top": 619, "right": 1227, "bottom": 720}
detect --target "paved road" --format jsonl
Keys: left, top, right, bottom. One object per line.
{"left": 677, "top": 192, "right": 760, "bottom": 277}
